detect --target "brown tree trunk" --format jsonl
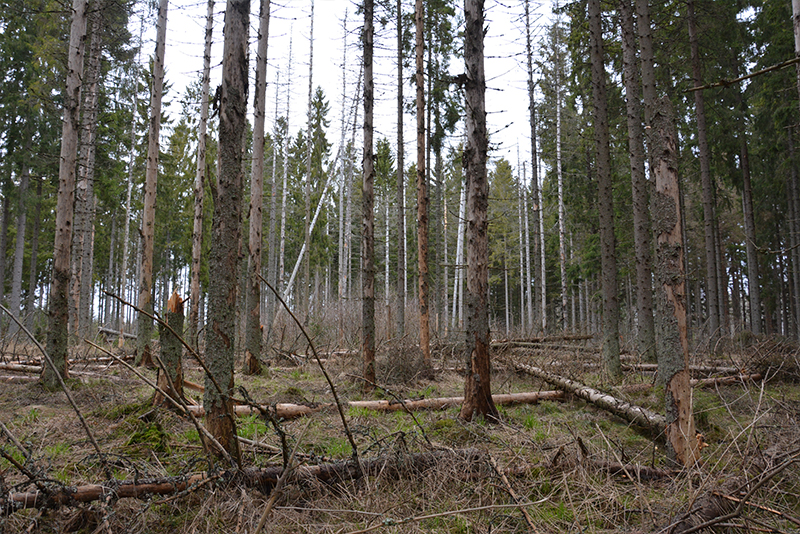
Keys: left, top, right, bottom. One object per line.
{"left": 25, "top": 178, "right": 42, "bottom": 333}
{"left": 245, "top": 0, "right": 271, "bottom": 376}
{"left": 137, "top": 0, "right": 169, "bottom": 368}
{"left": 362, "top": 0, "right": 376, "bottom": 390}
{"left": 524, "top": 0, "right": 540, "bottom": 334}
{"left": 460, "top": 0, "right": 498, "bottom": 422}
{"left": 416, "top": 0, "right": 431, "bottom": 368}
{"left": 396, "top": 0, "right": 406, "bottom": 338}
{"left": 204, "top": 0, "right": 249, "bottom": 466}
{"left": 687, "top": 0, "right": 720, "bottom": 341}
{"left": 154, "top": 291, "right": 185, "bottom": 407}
{"left": 651, "top": 96, "right": 700, "bottom": 467}
{"left": 189, "top": 0, "right": 214, "bottom": 352}
{"left": 43, "top": 0, "right": 88, "bottom": 389}
{"left": 620, "top": 0, "right": 656, "bottom": 362}
{"left": 588, "top": 0, "right": 621, "bottom": 379}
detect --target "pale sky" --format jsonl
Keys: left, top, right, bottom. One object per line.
{"left": 138, "top": 0, "right": 553, "bottom": 181}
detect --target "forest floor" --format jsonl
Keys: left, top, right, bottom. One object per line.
{"left": 0, "top": 334, "right": 799, "bottom": 533}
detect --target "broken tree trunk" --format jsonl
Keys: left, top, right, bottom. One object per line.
{"left": 504, "top": 358, "right": 666, "bottom": 432}
{"left": 186, "top": 390, "right": 563, "bottom": 419}
{"left": 2, "top": 448, "right": 486, "bottom": 515}
{"left": 154, "top": 290, "right": 185, "bottom": 407}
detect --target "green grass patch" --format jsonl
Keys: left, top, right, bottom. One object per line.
{"left": 237, "top": 413, "right": 268, "bottom": 440}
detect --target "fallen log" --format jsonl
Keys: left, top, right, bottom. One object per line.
{"left": 98, "top": 327, "right": 137, "bottom": 340}
{"left": 2, "top": 448, "right": 485, "bottom": 515}
{"left": 185, "top": 390, "right": 564, "bottom": 419}
{"left": 617, "top": 374, "right": 763, "bottom": 394}
{"left": 504, "top": 358, "right": 666, "bottom": 432}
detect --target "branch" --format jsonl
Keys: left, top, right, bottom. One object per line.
{"left": 685, "top": 55, "right": 800, "bottom": 92}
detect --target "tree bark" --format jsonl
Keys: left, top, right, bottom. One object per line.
{"left": 687, "top": 0, "right": 720, "bottom": 341}
{"left": 9, "top": 162, "right": 29, "bottom": 335}
{"left": 154, "top": 291, "right": 185, "bottom": 407}
{"left": 460, "top": 0, "right": 498, "bottom": 422}
{"left": 189, "top": 0, "right": 214, "bottom": 352}
{"left": 620, "top": 0, "right": 656, "bottom": 362}
{"left": 524, "top": 0, "right": 540, "bottom": 334}
{"left": 25, "top": 178, "right": 42, "bottom": 333}
{"left": 651, "top": 96, "right": 700, "bottom": 467}
{"left": 245, "top": 0, "right": 271, "bottom": 375}
{"left": 362, "top": 0, "right": 376, "bottom": 390}
{"left": 205, "top": 0, "right": 249, "bottom": 465}
{"left": 137, "top": 0, "right": 169, "bottom": 367}
{"left": 416, "top": 0, "right": 431, "bottom": 368}
{"left": 396, "top": 0, "right": 406, "bottom": 338}
{"left": 43, "top": 0, "right": 87, "bottom": 389}
{"left": 589, "top": 0, "right": 621, "bottom": 379}
{"left": 302, "top": 0, "right": 315, "bottom": 322}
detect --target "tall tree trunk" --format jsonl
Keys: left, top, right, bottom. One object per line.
{"left": 43, "top": 0, "right": 88, "bottom": 389}
{"left": 0, "top": 189, "right": 10, "bottom": 315}
{"left": 9, "top": 162, "right": 29, "bottom": 335}
{"left": 452, "top": 180, "right": 466, "bottom": 329}
{"left": 278, "top": 35, "right": 293, "bottom": 295}
{"left": 395, "top": 0, "right": 405, "bottom": 338}
{"left": 556, "top": 48, "right": 567, "bottom": 332}
{"left": 523, "top": 165, "right": 533, "bottom": 333}
{"left": 266, "top": 70, "right": 281, "bottom": 335}
{"left": 137, "top": 0, "right": 169, "bottom": 367}
{"left": 189, "top": 0, "right": 214, "bottom": 352}
{"left": 620, "top": 0, "right": 655, "bottom": 362}
{"left": 416, "top": 0, "right": 432, "bottom": 369}
{"left": 78, "top": 11, "right": 102, "bottom": 339}
{"left": 460, "top": 0, "right": 498, "bottom": 422}
{"left": 739, "top": 129, "right": 760, "bottom": 335}
{"left": 25, "top": 177, "right": 42, "bottom": 332}
{"left": 204, "top": 0, "right": 249, "bottom": 465}
{"left": 589, "top": 0, "right": 621, "bottom": 379}
{"left": 524, "top": 0, "right": 540, "bottom": 334}
{"left": 687, "top": 0, "right": 720, "bottom": 341}
{"left": 303, "top": 0, "right": 315, "bottom": 323}
{"left": 788, "top": 129, "right": 800, "bottom": 339}
{"left": 651, "top": 97, "right": 700, "bottom": 467}
{"left": 362, "top": 0, "right": 376, "bottom": 390}
{"left": 245, "top": 0, "right": 271, "bottom": 375}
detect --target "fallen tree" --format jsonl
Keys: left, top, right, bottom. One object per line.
{"left": 503, "top": 358, "right": 666, "bottom": 432}
{"left": 2, "top": 448, "right": 486, "bottom": 515}
{"left": 185, "top": 390, "right": 564, "bottom": 419}
{"left": 618, "top": 373, "right": 763, "bottom": 394}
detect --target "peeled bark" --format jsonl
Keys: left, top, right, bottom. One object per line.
{"left": 460, "top": 0, "right": 498, "bottom": 422}
{"left": 244, "top": 0, "right": 271, "bottom": 376}
{"left": 205, "top": 0, "right": 249, "bottom": 465}
{"left": 43, "top": 0, "right": 88, "bottom": 389}
{"left": 362, "top": 0, "right": 376, "bottom": 389}
{"left": 137, "top": 0, "right": 169, "bottom": 367}
{"left": 589, "top": 0, "right": 621, "bottom": 379}
{"left": 651, "top": 97, "right": 700, "bottom": 467}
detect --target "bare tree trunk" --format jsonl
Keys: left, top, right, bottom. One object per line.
{"left": 687, "top": 0, "right": 720, "bottom": 341}
{"left": 523, "top": 0, "right": 540, "bottom": 334}
{"left": 362, "top": 0, "right": 376, "bottom": 390}
{"left": 25, "top": 178, "right": 42, "bottom": 332}
{"left": 452, "top": 181, "right": 466, "bottom": 329}
{"left": 204, "top": 0, "right": 249, "bottom": 465}
{"left": 416, "top": 0, "right": 432, "bottom": 369}
{"left": 43, "top": 0, "right": 88, "bottom": 389}
{"left": 189, "top": 0, "right": 214, "bottom": 352}
{"left": 556, "top": 50, "right": 567, "bottom": 332}
{"left": 589, "top": 0, "right": 621, "bottom": 379}
{"left": 396, "top": 0, "right": 405, "bottom": 338}
{"left": 9, "top": 163, "right": 29, "bottom": 335}
{"left": 460, "top": 0, "right": 498, "bottom": 422}
{"left": 244, "top": 0, "right": 271, "bottom": 375}
{"left": 278, "top": 36, "right": 293, "bottom": 295}
{"left": 303, "top": 0, "right": 315, "bottom": 322}
{"left": 739, "top": 128, "right": 761, "bottom": 335}
{"left": 620, "top": 0, "right": 655, "bottom": 362}
{"left": 137, "top": 0, "right": 169, "bottom": 367}
{"left": 266, "top": 70, "right": 281, "bottom": 334}
{"left": 651, "top": 96, "right": 700, "bottom": 467}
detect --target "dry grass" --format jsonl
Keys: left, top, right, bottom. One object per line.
{"left": 1, "top": 333, "right": 799, "bottom": 533}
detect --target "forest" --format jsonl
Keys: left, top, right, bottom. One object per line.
{"left": 1, "top": 0, "right": 800, "bottom": 532}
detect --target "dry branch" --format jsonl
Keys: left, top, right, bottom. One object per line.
{"left": 504, "top": 358, "right": 666, "bottom": 431}
{"left": 2, "top": 449, "right": 486, "bottom": 515}
{"left": 618, "top": 374, "right": 763, "bottom": 394}
{"left": 185, "top": 390, "right": 564, "bottom": 419}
